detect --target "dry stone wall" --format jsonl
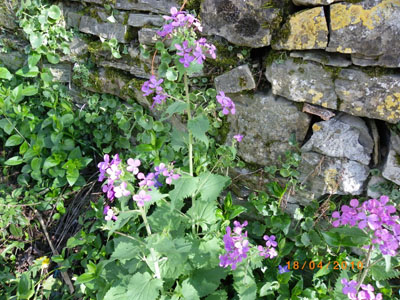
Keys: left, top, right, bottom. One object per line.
{"left": 1, "top": 0, "right": 400, "bottom": 213}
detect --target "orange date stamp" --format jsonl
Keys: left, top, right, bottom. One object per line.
{"left": 286, "top": 261, "right": 364, "bottom": 271}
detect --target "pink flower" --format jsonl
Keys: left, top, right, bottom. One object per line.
{"left": 133, "top": 190, "right": 152, "bottom": 207}
{"left": 127, "top": 158, "right": 141, "bottom": 175}
{"left": 234, "top": 134, "right": 243, "bottom": 142}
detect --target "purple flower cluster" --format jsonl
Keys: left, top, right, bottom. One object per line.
{"left": 157, "top": 7, "right": 202, "bottom": 38}
{"left": 141, "top": 75, "right": 168, "bottom": 109}
{"left": 257, "top": 235, "right": 278, "bottom": 259}
{"left": 332, "top": 196, "right": 400, "bottom": 256}
{"left": 174, "top": 38, "right": 216, "bottom": 67}
{"left": 98, "top": 154, "right": 123, "bottom": 201}
{"left": 103, "top": 205, "right": 117, "bottom": 221}
{"left": 219, "top": 221, "right": 250, "bottom": 270}
{"left": 342, "top": 279, "right": 382, "bottom": 300}
{"left": 216, "top": 91, "right": 235, "bottom": 115}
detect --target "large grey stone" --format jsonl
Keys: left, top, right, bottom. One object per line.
{"left": 200, "top": 0, "right": 282, "bottom": 48}
{"left": 290, "top": 50, "right": 352, "bottom": 67}
{"left": 367, "top": 175, "right": 389, "bottom": 199}
{"left": 335, "top": 68, "right": 400, "bottom": 124}
{"left": 0, "top": 51, "right": 25, "bottom": 71}
{"left": 128, "top": 14, "right": 164, "bottom": 27}
{"left": 273, "top": 7, "right": 328, "bottom": 50}
{"left": 71, "top": 0, "right": 177, "bottom": 13}
{"left": 327, "top": 0, "right": 400, "bottom": 68}
{"left": 382, "top": 133, "right": 400, "bottom": 185}
{"left": 227, "top": 91, "right": 311, "bottom": 166}
{"left": 138, "top": 28, "right": 162, "bottom": 46}
{"left": 297, "top": 152, "right": 369, "bottom": 197}
{"left": 293, "top": 0, "right": 342, "bottom": 5}
{"left": 265, "top": 57, "right": 337, "bottom": 109}
{"left": 214, "top": 65, "right": 256, "bottom": 94}
{"left": 79, "top": 16, "right": 133, "bottom": 43}
{"left": 302, "top": 113, "right": 373, "bottom": 165}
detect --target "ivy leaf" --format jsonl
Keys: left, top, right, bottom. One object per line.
{"left": 196, "top": 172, "right": 230, "bottom": 203}
{"left": 5, "top": 156, "right": 24, "bottom": 166}
{"left": 48, "top": 5, "right": 61, "bottom": 20}
{"left": 188, "top": 115, "right": 210, "bottom": 147}
{"left": 166, "top": 68, "right": 178, "bottom": 81}
{"left": 28, "top": 54, "right": 41, "bottom": 68}
{"left": 5, "top": 135, "right": 24, "bottom": 147}
{"left": 16, "top": 66, "right": 39, "bottom": 78}
{"left": 126, "top": 272, "right": 162, "bottom": 300}
{"left": 169, "top": 176, "right": 198, "bottom": 210}
{"left": 46, "top": 52, "right": 60, "bottom": 64}
{"left": 29, "top": 32, "right": 44, "bottom": 49}
{"left": 0, "top": 67, "right": 13, "bottom": 80}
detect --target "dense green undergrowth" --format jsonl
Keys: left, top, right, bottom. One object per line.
{"left": 0, "top": 1, "right": 399, "bottom": 300}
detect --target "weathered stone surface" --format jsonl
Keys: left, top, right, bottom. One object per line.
{"left": 302, "top": 113, "right": 373, "bottom": 165}
{"left": 227, "top": 91, "right": 311, "bottom": 166}
{"left": 297, "top": 152, "right": 369, "bottom": 197}
{"left": 382, "top": 133, "right": 400, "bottom": 185}
{"left": 69, "top": 37, "right": 89, "bottom": 57}
{"left": 290, "top": 50, "right": 352, "bottom": 67}
{"left": 214, "top": 65, "right": 255, "bottom": 94}
{"left": 327, "top": 0, "right": 400, "bottom": 68}
{"left": 128, "top": 14, "right": 164, "bottom": 27}
{"left": 0, "top": 1, "right": 18, "bottom": 30}
{"left": 66, "top": 12, "right": 82, "bottom": 29}
{"left": 335, "top": 68, "right": 400, "bottom": 124}
{"left": 200, "top": 0, "right": 282, "bottom": 48}
{"left": 273, "top": 7, "right": 328, "bottom": 50}
{"left": 293, "top": 0, "right": 341, "bottom": 5}
{"left": 302, "top": 103, "right": 335, "bottom": 120}
{"left": 0, "top": 51, "right": 25, "bottom": 71}
{"left": 138, "top": 28, "right": 162, "bottom": 45}
{"left": 79, "top": 16, "right": 133, "bottom": 43}
{"left": 265, "top": 57, "right": 337, "bottom": 109}
{"left": 71, "top": 0, "right": 177, "bottom": 13}
{"left": 43, "top": 64, "right": 71, "bottom": 83}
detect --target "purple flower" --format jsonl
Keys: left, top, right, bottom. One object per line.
{"left": 234, "top": 134, "right": 243, "bottom": 142}
{"left": 106, "top": 163, "right": 121, "bottom": 182}
{"left": 154, "top": 163, "right": 167, "bottom": 176}
{"left": 98, "top": 154, "right": 110, "bottom": 182}
{"left": 342, "top": 280, "right": 383, "bottom": 300}
{"left": 151, "top": 93, "right": 168, "bottom": 109}
{"left": 114, "top": 182, "right": 131, "bottom": 198}
{"left": 127, "top": 158, "right": 141, "bottom": 175}
{"left": 193, "top": 45, "right": 205, "bottom": 65}
{"left": 102, "top": 183, "right": 115, "bottom": 201}
{"left": 180, "top": 54, "right": 194, "bottom": 68}
{"left": 263, "top": 235, "right": 278, "bottom": 247}
{"left": 219, "top": 221, "right": 250, "bottom": 270}
{"left": 133, "top": 190, "right": 152, "bottom": 207}
{"left": 103, "top": 205, "right": 117, "bottom": 221}
{"left": 216, "top": 91, "right": 235, "bottom": 115}
{"left": 342, "top": 278, "right": 358, "bottom": 298}
{"left": 258, "top": 245, "right": 278, "bottom": 259}
{"left": 278, "top": 265, "right": 289, "bottom": 274}
{"left": 137, "top": 172, "right": 155, "bottom": 187}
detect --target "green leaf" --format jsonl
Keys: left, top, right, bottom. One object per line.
{"left": 313, "top": 263, "right": 332, "bottom": 279}
{"left": 188, "top": 115, "right": 210, "bottom": 147}
{"left": 233, "top": 268, "right": 257, "bottom": 300}
{"left": 321, "top": 231, "right": 341, "bottom": 247}
{"left": 259, "top": 281, "right": 280, "bottom": 296}
{"left": 68, "top": 147, "right": 82, "bottom": 159}
{"left": 189, "top": 268, "right": 227, "bottom": 297}
{"left": 61, "top": 114, "right": 74, "bottom": 127}
{"left": 29, "top": 32, "right": 44, "bottom": 49}
{"left": 48, "top": 5, "right": 61, "bottom": 20}
{"left": 169, "top": 176, "right": 198, "bottom": 210}
{"left": 0, "top": 119, "right": 15, "bottom": 134}
{"left": 46, "top": 52, "right": 60, "bottom": 64}
{"left": 110, "top": 236, "right": 142, "bottom": 261}
{"left": 166, "top": 68, "right": 178, "bottom": 81}
{"left": 16, "top": 66, "right": 39, "bottom": 78}
{"left": 66, "top": 168, "right": 79, "bottom": 186}
{"left": 197, "top": 172, "right": 230, "bottom": 202}
{"left": 31, "top": 157, "right": 42, "bottom": 172}
{"left": 5, "top": 135, "right": 24, "bottom": 147}
{"left": 187, "top": 200, "right": 217, "bottom": 230}
{"left": 162, "top": 101, "right": 186, "bottom": 119}
{"left": 279, "top": 169, "right": 290, "bottom": 177}
{"left": 28, "top": 53, "right": 41, "bottom": 68}
{"left": 43, "top": 156, "right": 59, "bottom": 170}
{"left": 104, "top": 286, "right": 129, "bottom": 300}
{"left": 126, "top": 272, "right": 162, "bottom": 300}
{"left": 76, "top": 273, "right": 96, "bottom": 284}
{"left": 182, "top": 279, "right": 200, "bottom": 300}
{"left": 0, "top": 67, "right": 12, "bottom": 80}
{"left": 271, "top": 214, "right": 291, "bottom": 235}
{"left": 22, "top": 85, "right": 38, "bottom": 96}
{"left": 18, "top": 273, "right": 34, "bottom": 299}
{"left": 5, "top": 156, "right": 24, "bottom": 166}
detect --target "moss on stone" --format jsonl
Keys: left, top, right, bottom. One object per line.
{"left": 395, "top": 153, "right": 400, "bottom": 166}
{"left": 360, "top": 66, "right": 396, "bottom": 78}
{"left": 265, "top": 50, "right": 288, "bottom": 66}
{"left": 322, "top": 65, "right": 342, "bottom": 80}
{"left": 177, "top": 0, "right": 203, "bottom": 13}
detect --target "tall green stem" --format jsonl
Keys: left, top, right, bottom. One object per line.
{"left": 184, "top": 72, "right": 193, "bottom": 177}
{"left": 356, "top": 244, "right": 373, "bottom": 290}
{"left": 140, "top": 206, "right": 161, "bottom": 279}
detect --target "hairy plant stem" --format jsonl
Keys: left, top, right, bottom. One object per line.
{"left": 184, "top": 72, "right": 193, "bottom": 177}
{"left": 140, "top": 206, "right": 161, "bottom": 279}
{"left": 356, "top": 244, "right": 373, "bottom": 290}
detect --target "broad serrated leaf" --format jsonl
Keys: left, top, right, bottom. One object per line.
{"left": 196, "top": 172, "right": 230, "bottom": 202}
{"left": 104, "top": 286, "right": 129, "bottom": 300}
{"left": 0, "top": 67, "right": 12, "bottom": 80}
{"left": 233, "top": 268, "right": 257, "bottom": 300}
{"left": 188, "top": 115, "right": 209, "bottom": 147}
{"left": 162, "top": 101, "right": 186, "bottom": 120}
{"left": 169, "top": 176, "right": 198, "bottom": 210}
{"left": 333, "top": 270, "right": 351, "bottom": 300}
{"left": 148, "top": 202, "right": 186, "bottom": 233}
{"left": 5, "top": 135, "right": 24, "bottom": 147}
{"left": 370, "top": 264, "right": 400, "bottom": 281}
{"left": 110, "top": 236, "right": 142, "bottom": 261}
{"left": 189, "top": 268, "right": 227, "bottom": 297}
{"left": 182, "top": 279, "right": 200, "bottom": 300}
{"left": 127, "top": 272, "right": 162, "bottom": 300}
{"left": 107, "top": 211, "right": 140, "bottom": 237}
{"left": 187, "top": 200, "right": 217, "bottom": 231}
